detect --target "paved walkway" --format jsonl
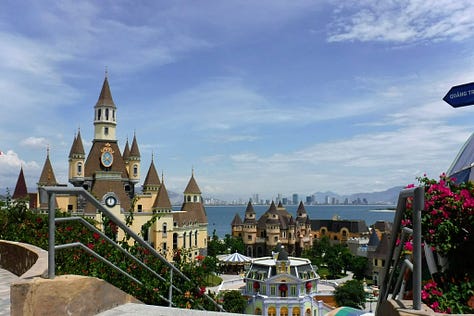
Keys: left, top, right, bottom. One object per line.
{"left": 0, "top": 268, "right": 19, "bottom": 316}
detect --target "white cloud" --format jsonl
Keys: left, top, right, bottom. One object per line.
{"left": 328, "top": 1, "right": 474, "bottom": 43}
{"left": 20, "top": 137, "right": 49, "bottom": 149}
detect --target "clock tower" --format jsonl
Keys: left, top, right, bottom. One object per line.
{"left": 69, "top": 74, "right": 140, "bottom": 213}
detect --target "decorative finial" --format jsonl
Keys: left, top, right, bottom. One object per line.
{"left": 105, "top": 66, "right": 108, "bottom": 79}
{"left": 47, "top": 145, "right": 50, "bottom": 157}
{"left": 161, "top": 170, "right": 164, "bottom": 183}
{"left": 151, "top": 151, "right": 154, "bottom": 162}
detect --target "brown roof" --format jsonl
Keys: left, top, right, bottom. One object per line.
{"left": 86, "top": 178, "right": 131, "bottom": 213}
{"left": 297, "top": 201, "right": 307, "bottom": 216}
{"left": 129, "top": 134, "right": 140, "bottom": 158}
{"left": 143, "top": 158, "right": 160, "bottom": 189}
{"left": 184, "top": 172, "right": 201, "bottom": 194}
{"left": 245, "top": 200, "right": 255, "bottom": 214}
{"left": 38, "top": 152, "right": 58, "bottom": 186}
{"left": 95, "top": 76, "right": 116, "bottom": 108}
{"left": 13, "top": 167, "right": 28, "bottom": 199}
{"left": 153, "top": 180, "right": 172, "bottom": 209}
{"left": 84, "top": 141, "right": 128, "bottom": 178}
{"left": 231, "top": 213, "right": 243, "bottom": 226}
{"left": 122, "top": 139, "right": 130, "bottom": 161}
{"left": 69, "top": 130, "right": 85, "bottom": 158}
{"left": 174, "top": 202, "right": 208, "bottom": 226}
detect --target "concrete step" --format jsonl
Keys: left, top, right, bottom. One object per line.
{"left": 0, "top": 268, "right": 19, "bottom": 316}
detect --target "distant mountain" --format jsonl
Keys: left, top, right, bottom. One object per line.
{"left": 313, "top": 186, "right": 405, "bottom": 205}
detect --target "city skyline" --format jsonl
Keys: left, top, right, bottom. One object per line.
{"left": 2, "top": 1, "right": 474, "bottom": 200}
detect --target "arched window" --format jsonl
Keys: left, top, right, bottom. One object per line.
{"left": 183, "top": 232, "right": 187, "bottom": 248}
{"left": 292, "top": 307, "right": 300, "bottom": 316}
{"left": 163, "top": 223, "right": 167, "bottom": 237}
{"left": 133, "top": 164, "right": 138, "bottom": 176}
{"left": 255, "top": 307, "right": 262, "bottom": 315}
{"left": 77, "top": 162, "right": 82, "bottom": 175}
{"left": 193, "top": 196, "right": 198, "bottom": 202}
{"left": 105, "top": 108, "right": 109, "bottom": 120}
{"left": 187, "top": 196, "right": 191, "bottom": 202}
{"left": 194, "top": 231, "right": 198, "bottom": 246}
{"left": 189, "top": 231, "right": 192, "bottom": 247}
{"left": 268, "top": 306, "right": 276, "bottom": 316}
{"left": 173, "top": 233, "right": 178, "bottom": 250}
{"left": 280, "top": 306, "right": 288, "bottom": 316}
{"left": 97, "top": 109, "right": 101, "bottom": 120}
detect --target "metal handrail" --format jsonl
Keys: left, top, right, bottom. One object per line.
{"left": 41, "top": 186, "right": 223, "bottom": 311}
{"left": 376, "top": 186, "right": 423, "bottom": 315}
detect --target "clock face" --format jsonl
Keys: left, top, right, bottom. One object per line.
{"left": 101, "top": 151, "right": 113, "bottom": 167}
{"left": 105, "top": 196, "right": 117, "bottom": 207}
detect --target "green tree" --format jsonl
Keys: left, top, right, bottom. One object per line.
{"left": 207, "top": 230, "right": 225, "bottom": 257}
{"left": 223, "top": 234, "right": 245, "bottom": 254}
{"left": 334, "top": 279, "right": 366, "bottom": 309}
{"left": 350, "top": 256, "right": 368, "bottom": 280}
{"left": 222, "top": 290, "right": 247, "bottom": 313}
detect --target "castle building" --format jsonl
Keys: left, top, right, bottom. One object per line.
{"left": 16, "top": 74, "right": 208, "bottom": 261}
{"left": 231, "top": 201, "right": 313, "bottom": 258}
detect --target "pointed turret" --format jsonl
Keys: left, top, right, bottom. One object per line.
{"left": 122, "top": 138, "right": 130, "bottom": 162}
{"left": 153, "top": 175, "right": 172, "bottom": 211}
{"left": 12, "top": 167, "right": 28, "bottom": 200}
{"left": 93, "top": 75, "right": 117, "bottom": 141}
{"left": 231, "top": 213, "right": 243, "bottom": 226}
{"left": 143, "top": 155, "right": 160, "bottom": 193}
{"left": 127, "top": 132, "right": 141, "bottom": 183}
{"left": 95, "top": 75, "right": 116, "bottom": 108}
{"left": 184, "top": 170, "right": 202, "bottom": 196}
{"left": 38, "top": 149, "right": 58, "bottom": 187}
{"left": 68, "top": 130, "right": 86, "bottom": 186}
{"left": 244, "top": 200, "right": 257, "bottom": 223}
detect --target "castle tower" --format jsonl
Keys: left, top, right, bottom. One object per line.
{"left": 128, "top": 132, "right": 141, "bottom": 185}
{"left": 183, "top": 169, "right": 202, "bottom": 203}
{"left": 93, "top": 75, "right": 117, "bottom": 141}
{"left": 68, "top": 129, "right": 86, "bottom": 186}
{"left": 82, "top": 75, "right": 133, "bottom": 213}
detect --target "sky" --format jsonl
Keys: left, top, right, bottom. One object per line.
{"left": 2, "top": 1, "right": 474, "bottom": 202}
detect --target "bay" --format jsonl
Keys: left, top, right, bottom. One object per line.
{"left": 205, "top": 204, "right": 396, "bottom": 238}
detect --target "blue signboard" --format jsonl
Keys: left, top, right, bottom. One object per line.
{"left": 443, "top": 82, "right": 474, "bottom": 108}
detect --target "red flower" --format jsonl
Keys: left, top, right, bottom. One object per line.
{"left": 306, "top": 281, "right": 312, "bottom": 289}
{"left": 253, "top": 282, "right": 260, "bottom": 290}
{"left": 93, "top": 232, "right": 100, "bottom": 240}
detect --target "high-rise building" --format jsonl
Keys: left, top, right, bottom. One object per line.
{"left": 292, "top": 193, "right": 298, "bottom": 205}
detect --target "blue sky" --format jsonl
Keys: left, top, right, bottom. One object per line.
{"left": 2, "top": 1, "right": 474, "bottom": 201}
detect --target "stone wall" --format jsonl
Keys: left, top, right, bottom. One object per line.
{"left": 0, "top": 240, "right": 47, "bottom": 278}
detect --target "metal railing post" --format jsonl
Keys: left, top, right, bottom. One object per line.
{"left": 412, "top": 186, "right": 424, "bottom": 310}
{"left": 169, "top": 269, "right": 173, "bottom": 307}
{"left": 48, "top": 192, "right": 56, "bottom": 279}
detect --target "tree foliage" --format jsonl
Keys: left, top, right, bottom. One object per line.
{"left": 334, "top": 279, "right": 366, "bottom": 309}
{"left": 221, "top": 290, "right": 247, "bottom": 313}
